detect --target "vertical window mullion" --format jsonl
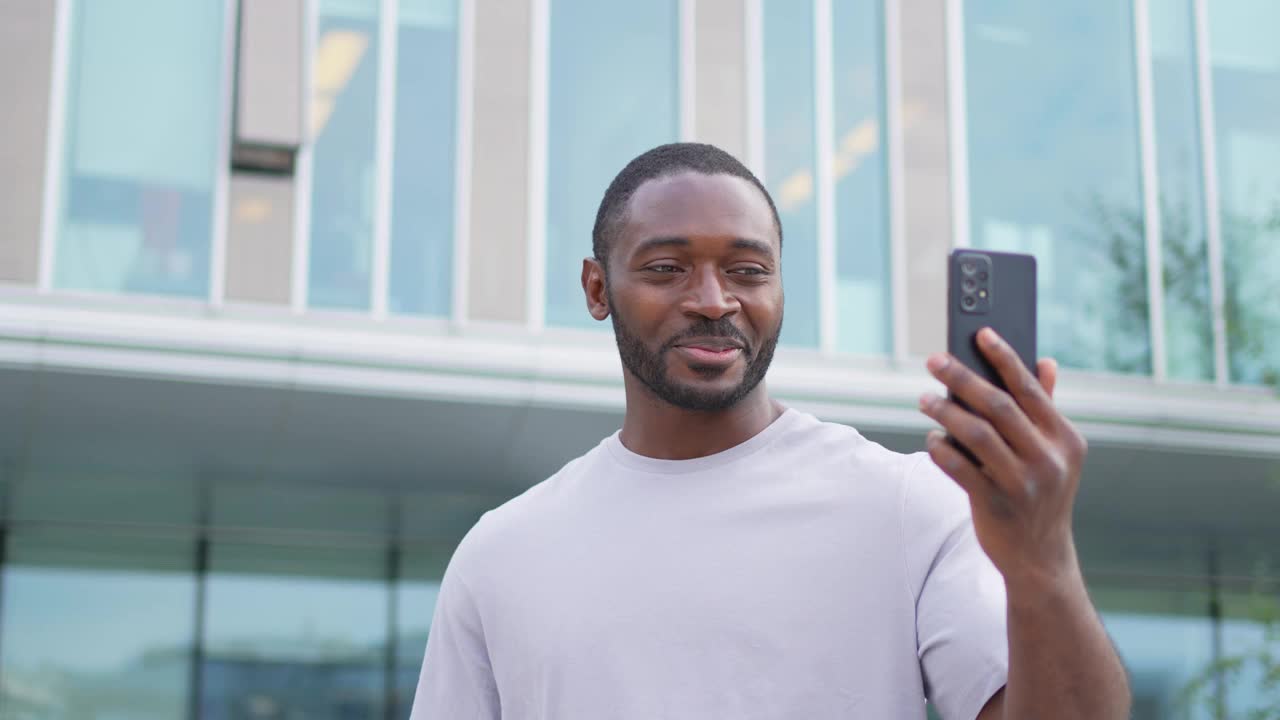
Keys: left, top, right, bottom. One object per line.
{"left": 371, "top": 0, "right": 397, "bottom": 319}
{"left": 1191, "top": 0, "right": 1228, "bottom": 386}
{"left": 1133, "top": 0, "right": 1167, "bottom": 381}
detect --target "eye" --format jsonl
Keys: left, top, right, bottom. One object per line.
{"left": 729, "top": 267, "right": 768, "bottom": 276}
{"left": 645, "top": 264, "right": 683, "bottom": 274}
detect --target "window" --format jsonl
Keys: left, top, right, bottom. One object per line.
{"left": 1149, "top": 0, "right": 1214, "bottom": 381}
{"left": 832, "top": 0, "right": 891, "bottom": 354}
{"left": 0, "top": 529, "right": 197, "bottom": 720}
{"left": 964, "top": 1, "right": 1148, "bottom": 374}
{"left": 52, "top": 0, "right": 225, "bottom": 298}
{"left": 1207, "top": 0, "right": 1280, "bottom": 385}
{"left": 307, "top": 0, "right": 381, "bottom": 311}
{"left": 389, "top": 0, "right": 459, "bottom": 316}
{"left": 201, "top": 543, "right": 390, "bottom": 719}
{"left": 544, "top": 0, "right": 680, "bottom": 329}
{"left": 762, "top": 0, "right": 820, "bottom": 347}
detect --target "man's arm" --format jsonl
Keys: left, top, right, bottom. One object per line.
{"left": 919, "top": 327, "right": 1130, "bottom": 720}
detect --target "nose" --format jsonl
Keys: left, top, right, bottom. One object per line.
{"left": 680, "top": 264, "right": 739, "bottom": 320}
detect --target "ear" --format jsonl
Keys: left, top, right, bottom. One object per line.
{"left": 582, "top": 257, "right": 610, "bottom": 321}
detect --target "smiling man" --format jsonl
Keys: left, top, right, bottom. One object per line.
{"left": 409, "top": 143, "right": 1130, "bottom": 719}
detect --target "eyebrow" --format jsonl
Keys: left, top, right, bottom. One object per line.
{"left": 633, "top": 236, "right": 776, "bottom": 257}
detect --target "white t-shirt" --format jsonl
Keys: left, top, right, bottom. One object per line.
{"left": 410, "top": 408, "right": 1008, "bottom": 720}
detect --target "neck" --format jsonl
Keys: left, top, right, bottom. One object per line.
{"left": 618, "top": 377, "right": 785, "bottom": 460}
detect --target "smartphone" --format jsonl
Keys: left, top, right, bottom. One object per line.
{"left": 946, "top": 248, "right": 1037, "bottom": 462}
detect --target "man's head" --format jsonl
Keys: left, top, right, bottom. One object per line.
{"left": 581, "top": 143, "right": 785, "bottom": 413}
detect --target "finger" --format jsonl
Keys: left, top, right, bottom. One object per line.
{"left": 976, "top": 328, "right": 1059, "bottom": 429}
{"left": 919, "top": 392, "right": 1025, "bottom": 493}
{"left": 926, "top": 430, "right": 1004, "bottom": 505}
{"left": 925, "top": 353, "right": 1044, "bottom": 458}
{"left": 1037, "top": 357, "right": 1058, "bottom": 398}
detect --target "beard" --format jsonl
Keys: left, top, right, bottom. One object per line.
{"left": 609, "top": 296, "right": 782, "bottom": 413}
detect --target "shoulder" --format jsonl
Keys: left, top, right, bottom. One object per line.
{"left": 778, "top": 409, "right": 923, "bottom": 486}
{"left": 446, "top": 441, "right": 607, "bottom": 576}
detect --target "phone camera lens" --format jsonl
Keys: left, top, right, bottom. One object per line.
{"left": 961, "top": 261, "right": 977, "bottom": 275}
{"left": 978, "top": 271, "right": 988, "bottom": 282}
{"left": 962, "top": 277, "right": 977, "bottom": 292}
{"left": 962, "top": 295, "right": 976, "bottom": 310}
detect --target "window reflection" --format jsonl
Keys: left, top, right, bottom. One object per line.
{"left": 832, "top": 0, "right": 891, "bottom": 355}
{"left": 762, "top": 0, "right": 820, "bottom": 348}
{"left": 964, "top": 1, "right": 1149, "bottom": 374}
{"left": 389, "top": 0, "right": 458, "bottom": 317}
{"left": 392, "top": 545, "right": 448, "bottom": 719}
{"left": 544, "top": 0, "right": 679, "bottom": 329}
{"left": 1207, "top": 1, "right": 1280, "bottom": 385}
{"left": 1097, "top": 586, "right": 1216, "bottom": 720}
{"left": 53, "top": 0, "right": 224, "bottom": 298}
{"left": 200, "top": 543, "right": 389, "bottom": 720}
{"left": 0, "top": 530, "right": 196, "bottom": 720}
{"left": 1150, "top": 0, "right": 1214, "bottom": 381}
{"left": 308, "top": 0, "right": 381, "bottom": 311}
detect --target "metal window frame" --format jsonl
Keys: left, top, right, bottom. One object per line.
{"left": 884, "top": 0, "right": 908, "bottom": 363}
{"left": 210, "top": 0, "right": 239, "bottom": 309}
{"left": 37, "top": 0, "right": 73, "bottom": 293}
{"left": 452, "top": 0, "right": 476, "bottom": 328}
{"left": 292, "top": 0, "right": 319, "bottom": 313}
{"left": 814, "top": 0, "right": 836, "bottom": 355}
{"left": 745, "top": 0, "right": 765, "bottom": 179}
{"left": 1192, "top": 0, "right": 1229, "bottom": 386}
{"left": 1133, "top": 0, "right": 1168, "bottom": 381}
{"left": 526, "top": 0, "right": 550, "bottom": 332}
{"left": 371, "top": 0, "right": 400, "bottom": 319}
{"left": 944, "top": 0, "right": 970, "bottom": 249}
{"left": 679, "top": 0, "right": 697, "bottom": 142}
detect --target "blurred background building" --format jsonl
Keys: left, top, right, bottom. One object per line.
{"left": 0, "top": 0, "right": 1277, "bottom": 718}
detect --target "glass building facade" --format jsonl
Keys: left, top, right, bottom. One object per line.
{"left": 1, "top": 0, "right": 1278, "bottom": 718}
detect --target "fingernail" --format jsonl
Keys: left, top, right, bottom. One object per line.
{"left": 979, "top": 328, "right": 1000, "bottom": 346}
{"left": 926, "top": 354, "right": 950, "bottom": 372}
{"left": 919, "top": 393, "right": 939, "bottom": 411}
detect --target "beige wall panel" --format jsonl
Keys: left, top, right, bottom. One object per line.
{"left": 225, "top": 174, "right": 294, "bottom": 305}
{"left": 900, "top": 0, "right": 953, "bottom": 357}
{"left": 237, "top": 0, "right": 305, "bottom": 148}
{"left": 0, "top": 1, "right": 56, "bottom": 284}
{"left": 694, "top": 0, "right": 747, "bottom": 160}
{"left": 466, "top": 0, "right": 532, "bottom": 324}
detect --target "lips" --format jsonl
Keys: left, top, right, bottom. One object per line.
{"left": 673, "top": 337, "right": 744, "bottom": 366}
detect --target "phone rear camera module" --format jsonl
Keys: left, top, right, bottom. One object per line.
{"left": 961, "top": 295, "right": 977, "bottom": 310}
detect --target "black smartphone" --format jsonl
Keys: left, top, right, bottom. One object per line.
{"left": 946, "top": 248, "right": 1037, "bottom": 462}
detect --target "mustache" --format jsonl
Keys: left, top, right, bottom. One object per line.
{"left": 660, "top": 319, "right": 752, "bottom": 354}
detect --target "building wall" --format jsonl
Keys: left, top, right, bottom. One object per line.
{"left": 0, "top": 1, "right": 1278, "bottom": 718}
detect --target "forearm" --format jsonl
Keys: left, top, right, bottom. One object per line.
{"left": 1001, "top": 552, "right": 1131, "bottom": 720}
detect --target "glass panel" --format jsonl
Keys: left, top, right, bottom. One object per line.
{"left": 831, "top": 0, "right": 891, "bottom": 354}
{"left": 308, "top": 0, "right": 381, "bottom": 311}
{"left": 1096, "top": 585, "right": 1216, "bottom": 720}
{"left": 53, "top": 0, "right": 224, "bottom": 298}
{"left": 964, "top": 2, "right": 1149, "bottom": 373}
{"left": 544, "top": 0, "right": 679, "bottom": 328}
{"left": 763, "top": 0, "right": 820, "bottom": 347}
{"left": 1220, "top": 586, "right": 1280, "bottom": 717}
{"left": 0, "top": 529, "right": 196, "bottom": 720}
{"left": 1207, "top": 0, "right": 1280, "bottom": 385}
{"left": 1150, "top": 0, "right": 1214, "bottom": 381}
{"left": 201, "top": 542, "right": 389, "bottom": 720}
{"left": 391, "top": 544, "right": 451, "bottom": 719}
{"left": 389, "top": 0, "right": 458, "bottom": 316}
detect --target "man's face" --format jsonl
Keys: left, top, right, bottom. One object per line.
{"left": 597, "top": 171, "right": 783, "bottom": 412}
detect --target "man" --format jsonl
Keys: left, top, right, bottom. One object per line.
{"left": 409, "top": 143, "right": 1130, "bottom": 719}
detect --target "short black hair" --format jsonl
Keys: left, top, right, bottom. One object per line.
{"left": 591, "top": 142, "right": 782, "bottom": 270}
